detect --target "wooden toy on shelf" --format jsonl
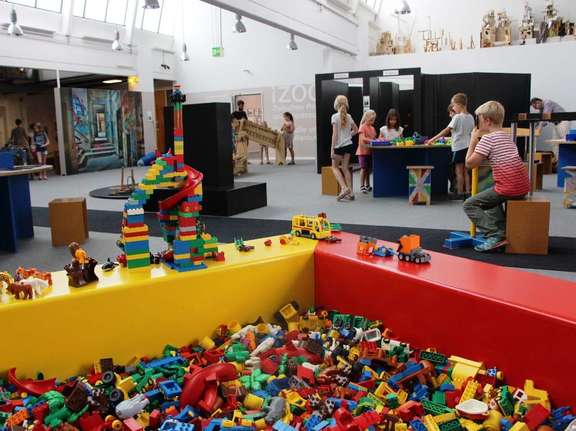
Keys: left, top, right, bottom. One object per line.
{"left": 495, "top": 11, "right": 512, "bottom": 45}
{"left": 519, "top": 2, "right": 537, "bottom": 44}
{"left": 480, "top": 10, "right": 496, "bottom": 48}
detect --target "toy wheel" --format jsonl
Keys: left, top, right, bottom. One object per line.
{"left": 295, "top": 231, "right": 301, "bottom": 237}
{"left": 310, "top": 233, "right": 316, "bottom": 240}
{"left": 415, "top": 257, "right": 421, "bottom": 264}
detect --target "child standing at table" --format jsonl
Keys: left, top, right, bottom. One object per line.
{"left": 464, "top": 101, "right": 529, "bottom": 252}
{"left": 357, "top": 110, "right": 377, "bottom": 193}
{"left": 331, "top": 95, "right": 358, "bottom": 201}
{"left": 427, "top": 93, "right": 474, "bottom": 198}
{"left": 379, "top": 109, "right": 403, "bottom": 141}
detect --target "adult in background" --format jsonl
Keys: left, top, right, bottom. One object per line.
{"left": 530, "top": 97, "right": 571, "bottom": 158}
{"left": 9, "top": 119, "right": 30, "bottom": 165}
{"left": 32, "top": 123, "right": 49, "bottom": 180}
{"left": 231, "top": 99, "right": 248, "bottom": 121}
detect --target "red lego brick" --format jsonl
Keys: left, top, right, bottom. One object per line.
{"left": 524, "top": 404, "right": 550, "bottom": 431}
{"left": 78, "top": 412, "right": 105, "bottom": 431}
{"left": 123, "top": 417, "right": 143, "bottom": 431}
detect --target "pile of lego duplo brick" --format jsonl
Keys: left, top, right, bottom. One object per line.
{"left": 1, "top": 307, "right": 575, "bottom": 431}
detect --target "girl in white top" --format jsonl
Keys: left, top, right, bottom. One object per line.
{"left": 331, "top": 95, "right": 358, "bottom": 201}
{"left": 379, "top": 109, "right": 403, "bottom": 141}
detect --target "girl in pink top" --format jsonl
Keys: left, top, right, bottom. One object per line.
{"left": 357, "top": 110, "right": 376, "bottom": 193}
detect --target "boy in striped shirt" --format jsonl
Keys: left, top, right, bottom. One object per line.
{"left": 464, "top": 101, "right": 530, "bottom": 252}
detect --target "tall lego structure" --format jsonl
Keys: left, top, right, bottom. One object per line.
{"left": 119, "top": 84, "right": 220, "bottom": 271}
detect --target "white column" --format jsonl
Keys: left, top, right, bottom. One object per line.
{"left": 125, "top": 0, "right": 139, "bottom": 48}
{"left": 60, "top": 0, "right": 74, "bottom": 36}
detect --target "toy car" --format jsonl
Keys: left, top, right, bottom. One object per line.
{"left": 397, "top": 235, "right": 431, "bottom": 264}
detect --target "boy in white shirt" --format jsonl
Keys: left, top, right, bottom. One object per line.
{"left": 427, "top": 93, "right": 475, "bottom": 198}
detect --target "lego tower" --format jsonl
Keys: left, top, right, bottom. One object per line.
{"left": 119, "top": 84, "right": 220, "bottom": 270}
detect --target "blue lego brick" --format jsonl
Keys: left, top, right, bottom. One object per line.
{"left": 312, "top": 419, "right": 335, "bottom": 431}
{"left": 142, "top": 356, "right": 185, "bottom": 369}
{"left": 159, "top": 380, "right": 182, "bottom": 399}
{"left": 439, "top": 382, "right": 455, "bottom": 392}
{"left": 328, "top": 398, "right": 357, "bottom": 410}
{"left": 126, "top": 214, "right": 145, "bottom": 224}
{"left": 443, "top": 231, "right": 486, "bottom": 249}
{"left": 388, "top": 361, "right": 424, "bottom": 390}
{"left": 160, "top": 399, "right": 179, "bottom": 411}
{"left": 410, "top": 383, "right": 429, "bottom": 401}
{"left": 124, "top": 240, "right": 150, "bottom": 251}
{"left": 159, "top": 419, "right": 195, "bottom": 431}
{"left": 273, "top": 420, "right": 297, "bottom": 431}
{"left": 266, "top": 377, "right": 290, "bottom": 396}
{"left": 165, "top": 262, "right": 207, "bottom": 272}
{"left": 304, "top": 414, "right": 323, "bottom": 431}
{"left": 204, "top": 420, "right": 223, "bottom": 431}
{"left": 144, "top": 388, "right": 162, "bottom": 402}
{"left": 173, "top": 405, "right": 197, "bottom": 422}
{"left": 410, "top": 419, "right": 428, "bottom": 431}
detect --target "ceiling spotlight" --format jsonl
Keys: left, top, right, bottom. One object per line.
{"left": 112, "top": 30, "right": 122, "bottom": 51}
{"left": 143, "top": 0, "right": 160, "bottom": 9}
{"left": 233, "top": 14, "right": 246, "bottom": 33}
{"left": 394, "top": 0, "right": 411, "bottom": 15}
{"left": 8, "top": 7, "right": 24, "bottom": 36}
{"left": 287, "top": 34, "right": 298, "bottom": 51}
{"left": 102, "top": 79, "right": 123, "bottom": 84}
{"left": 180, "top": 43, "right": 190, "bottom": 61}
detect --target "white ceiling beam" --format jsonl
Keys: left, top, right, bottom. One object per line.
{"left": 200, "top": 0, "right": 359, "bottom": 56}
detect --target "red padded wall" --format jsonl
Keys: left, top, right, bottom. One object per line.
{"left": 315, "top": 233, "right": 576, "bottom": 406}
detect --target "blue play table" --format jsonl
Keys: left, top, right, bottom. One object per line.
{"left": 556, "top": 142, "right": 576, "bottom": 187}
{"left": 370, "top": 144, "right": 451, "bottom": 197}
{"left": 0, "top": 165, "right": 50, "bottom": 252}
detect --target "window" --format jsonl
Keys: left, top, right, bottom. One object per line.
{"left": 73, "top": 0, "right": 129, "bottom": 25}
{"left": 135, "top": 0, "right": 175, "bottom": 35}
{"left": 6, "top": 0, "right": 62, "bottom": 12}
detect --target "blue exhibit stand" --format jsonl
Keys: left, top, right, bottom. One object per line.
{"left": 0, "top": 165, "right": 49, "bottom": 252}
{"left": 557, "top": 143, "right": 576, "bottom": 188}
{"left": 371, "top": 145, "right": 451, "bottom": 197}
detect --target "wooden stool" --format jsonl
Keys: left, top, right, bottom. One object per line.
{"left": 505, "top": 197, "right": 550, "bottom": 255}
{"left": 321, "top": 166, "right": 353, "bottom": 196}
{"left": 536, "top": 151, "right": 554, "bottom": 174}
{"left": 562, "top": 166, "right": 576, "bottom": 209}
{"left": 49, "top": 198, "right": 88, "bottom": 247}
{"left": 406, "top": 165, "right": 433, "bottom": 205}
{"left": 524, "top": 161, "right": 543, "bottom": 191}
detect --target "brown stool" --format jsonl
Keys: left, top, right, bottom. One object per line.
{"left": 505, "top": 196, "right": 550, "bottom": 255}
{"left": 49, "top": 198, "right": 89, "bottom": 247}
{"left": 321, "top": 166, "right": 353, "bottom": 196}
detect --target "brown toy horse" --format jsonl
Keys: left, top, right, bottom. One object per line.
{"left": 7, "top": 282, "right": 33, "bottom": 300}
{"left": 15, "top": 267, "right": 52, "bottom": 285}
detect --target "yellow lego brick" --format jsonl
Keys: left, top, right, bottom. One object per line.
{"left": 449, "top": 356, "right": 483, "bottom": 389}
{"left": 254, "top": 419, "right": 267, "bottom": 430}
{"left": 348, "top": 347, "right": 360, "bottom": 361}
{"left": 123, "top": 235, "right": 149, "bottom": 243}
{"left": 136, "top": 412, "right": 150, "bottom": 428}
{"left": 523, "top": 380, "right": 551, "bottom": 410}
{"left": 116, "top": 376, "right": 136, "bottom": 397}
{"left": 363, "top": 366, "right": 378, "bottom": 379}
{"left": 174, "top": 253, "right": 191, "bottom": 260}
{"left": 221, "top": 420, "right": 235, "bottom": 428}
{"left": 240, "top": 419, "right": 253, "bottom": 427}
{"left": 122, "top": 225, "right": 149, "bottom": 234}
{"left": 397, "top": 389, "right": 408, "bottom": 404}
{"left": 243, "top": 393, "right": 264, "bottom": 410}
{"left": 374, "top": 382, "right": 393, "bottom": 398}
{"left": 395, "top": 424, "right": 408, "bottom": 431}
{"left": 433, "top": 413, "right": 457, "bottom": 424}
{"left": 509, "top": 423, "right": 529, "bottom": 431}
{"left": 379, "top": 371, "right": 392, "bottom": 381}
{"left": 460, "top": 419, "right": 483, "bottom": 431}
{"left": 126, "top": 253, "right": 150, "bottom": 261}
{"left": 204, "top": 243, "right": 218, "bottom": 250}
{"left": 423, "top": 415, "right": 441, "bottom": 431}
{"left": 460, "top": 380, "right": 481, "bottom": 403}
{"left": 482, "top": 410, "right": 503, "bottom": 431}
{"left": 201, "top": 233, "right": 213, "bottom": 240}
{"left": 232, "top": 410, "right": 243, "bottom": 422}
{"left": 164, "top": 172, "right": 188, "bottom": 178}
{"left": 179, "top": 235, "right": 197, "bottom": 241}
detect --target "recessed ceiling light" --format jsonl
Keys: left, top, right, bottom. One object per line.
{"left": 102, "top": 79, "right": 123, "bottom": 84}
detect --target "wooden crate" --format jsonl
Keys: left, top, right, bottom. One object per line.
{"left": 48, "top": 198, "right": 88, "bottom": 247}
{"left": 505, "top": 197, "right": 550, "bottom": 255}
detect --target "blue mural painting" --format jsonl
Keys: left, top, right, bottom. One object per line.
{"left": 61, "top": 88, "right": 145, "bottom": 174}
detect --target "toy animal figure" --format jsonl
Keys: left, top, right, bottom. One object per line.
{"left": 65, "top": 242, "right": 98, "bottom": 287}
{"left": 0, "top": 271, "right": 14, "bottom": 292}
{"left": 15, "top": 267, "right": 52, "bottom": 285}
{"left": 7, "top": 282, "right": 33, "bottom": 300}
{"left": 24, "top": 278, "right": 50, "bottom": 297}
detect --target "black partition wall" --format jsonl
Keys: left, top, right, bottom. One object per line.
{"left": 422, "top": 73, "right": 532, "bottom": 135}
{"left": 315, "top": 68, "right": 422, "bottom": 173}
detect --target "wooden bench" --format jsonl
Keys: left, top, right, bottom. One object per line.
{"left": 505, "top": 196, "right": 550, "bottom": 255}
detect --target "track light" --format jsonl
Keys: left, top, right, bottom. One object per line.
{"left": 180, "top": 43, "right": 190, "bottom": 61}
{"left": 394, "top": 0, "right": 411, "bottom": 15}
{"left": 112, "top": 30, "right": 122, "bottom": 51}
{"left": 8, "top": 7, "right": 24, "bottom": 37}
{"left": 287, "top": 34, "right": 298, "bottom": 51}
{"left": 143, "top": 0, "right": 160, "bottom": 9}
{"left": 233, "top": 14, "right": 246, "bottom": 33}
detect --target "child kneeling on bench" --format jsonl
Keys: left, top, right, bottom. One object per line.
{"left": 464, "top": 101, "right": 530, "bottom": 252}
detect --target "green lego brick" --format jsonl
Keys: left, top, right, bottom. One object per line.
{"left": 422, "top": 400, "right": 453, "bottom": 415}
{"left": 127, "top": 259, "right": 150, "bottom": 269}
{"left": 439, "top": 419, "right": 462, "bottom": 431}
{"left": 420, "top": 351, "right": 447, "bottom": 365}
{"left": 178, "top": 211, "right": 199, "bottom": 218}
{"left": 432, "top": 391, "right": 446, "bottom": 405}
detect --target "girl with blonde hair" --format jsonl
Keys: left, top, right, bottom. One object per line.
{"left": 331, "top": 95, "right": 358, "bottom": 201}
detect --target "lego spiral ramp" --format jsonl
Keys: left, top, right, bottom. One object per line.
{"left": 158, "top": 165, "right": 203, "bottom": 212}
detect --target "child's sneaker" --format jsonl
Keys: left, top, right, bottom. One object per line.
{"left": 367, "top": 186, "right": 373, "bottom": 192}
{"left": 474, "top": 237, "right": 508, "bottom": 252}
{"left": 361, "top": 186, "right": 368, "bottom": 194}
